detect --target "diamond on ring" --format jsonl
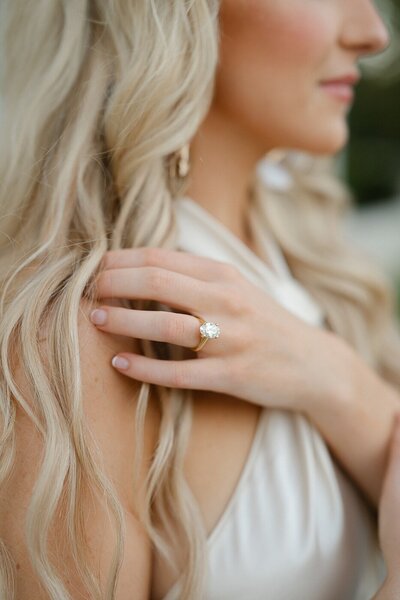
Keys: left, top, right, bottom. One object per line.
{"left": 191, "top": 316, "right": 220, "bottom": 352}
{"left": 199, "top": 322, "right": 220, "bottom": 339}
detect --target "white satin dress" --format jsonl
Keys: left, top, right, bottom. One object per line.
{"left": 161, "top": 196, "right": 386, "bottom": 600}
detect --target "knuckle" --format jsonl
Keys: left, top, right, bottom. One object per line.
{"left": 96, "top": 270, "right": 112, "bottom": 294}
{"left": 223, "top": 263, "right": 241, "bottom": 280}
{"left": 169, "top": 363, "right": 187, "bottom": 388}
{"left": 223, "top": 290, "right": 248, "bottom": 316}
{"left": 144, "top": 267, "right": 170, "bottom": 292}
{"left": 173, "top": 316, "right": 188, "bottom": 342}
{"left": 100, "top": 251, "right": 113, "bottom": 270}
{"left": 213, "top": 261, "right": 240, "bottom": 281}
{"left": 161, "top": 314, "right": 186, "bottom": 343}
{"left": 140, "top": 246, "right": 162, "bottom": 266}
{"left": 212, "top": 285, "right": 229, "bottom": 308}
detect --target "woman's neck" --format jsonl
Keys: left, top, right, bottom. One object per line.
{"left": 185, "top": 106, "right": 268, "bottom": 246}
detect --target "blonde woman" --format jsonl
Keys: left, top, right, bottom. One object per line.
{"left": 1, "top": 0, "right": 400, "bottom": 599}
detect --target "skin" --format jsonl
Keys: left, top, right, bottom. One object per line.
{"left": 187, "top": 0, "right": 390, "bottom": 242}
{"left": 89, "top": 0, "right": 400, "bottom": 593}
{"left": 372, "top": 415, "right": 400, "bottom": 600}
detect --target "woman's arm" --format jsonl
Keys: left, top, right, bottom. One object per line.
{"left": 372, "top": 579, "right": 400, "bottom": 600}
{"left": 370, "top": 414, "right": 400, "bottom": 599}
{"left": 303, "top": 331, "right": 400, "bottom": 508}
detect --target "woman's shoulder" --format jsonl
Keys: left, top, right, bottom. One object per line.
{"left": 77, "top": 296, "right": 161, "bottom": 500}
{"left": 1, "top": 295, "right": 160, "bottom": 598}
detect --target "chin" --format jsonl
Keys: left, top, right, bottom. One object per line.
{"left": 298, "top": 122, "right": 349, "bottom": 156}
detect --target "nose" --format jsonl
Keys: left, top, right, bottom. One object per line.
{"left": 341, "top": 0, "right": 390, "bottom": 57}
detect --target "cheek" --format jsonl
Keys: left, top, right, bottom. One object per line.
{"left": 266, "top": 5, "right": 336, "bottom": 74}
{"left": 216, "top": 1, "right": 339, "bottom": 149}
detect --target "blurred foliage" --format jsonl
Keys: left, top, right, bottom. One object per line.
{"left": 346, "top": 0, "right": 400, "bottom": 206}
{"left": 341, "top": 0, "right": 400, "bottom": 315}
{"left": 347, "top": 82, "right": 400, "bottom": 203}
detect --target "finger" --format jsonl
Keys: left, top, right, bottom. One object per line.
{"left": 110, "top": 353, "right": 227, "bottom": 391}
{"left": 90, "top": 306, "right": 204, "bottom": 349}
{"left": 101, "top": 247, "right": 240, "bottom": 283}
{"left": 95, "top": 266, "right": 222, "bottom": 315}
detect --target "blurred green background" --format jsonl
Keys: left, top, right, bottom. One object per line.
{"left": 340, "top": 0, "right": 400, "bottom": 316}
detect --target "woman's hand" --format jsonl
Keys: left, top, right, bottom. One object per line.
{"left": 92, "top": 247, "right": 400, "bottom": 507}
{"left": 372, "top": 413, "right": 400, "bottom": 599}
{"left": 91, "top": 247, "right": 349, "bottom": 414}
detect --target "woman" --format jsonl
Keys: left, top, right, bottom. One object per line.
{"left": 1, "top": 1, "right": 400, "bottom": 599}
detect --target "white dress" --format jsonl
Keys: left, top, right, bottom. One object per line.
{"left": 160, "top": 196, "right": 386, "bottom": 600}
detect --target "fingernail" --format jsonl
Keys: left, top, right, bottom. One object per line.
{"left": 90, "top": 309, "right": 107, "bottom": 325}
{"left": 112, "top": 356, "right": 130, "bottom": 370}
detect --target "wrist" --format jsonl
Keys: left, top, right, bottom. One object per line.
{"left": 372, "top": 575, "right": 400, "bottom": 600}
{"left": 299, "top": 328, "right": 400, "bottom": 506}
{"left": 303, "top": 329, "right": 357, "bottom": 417}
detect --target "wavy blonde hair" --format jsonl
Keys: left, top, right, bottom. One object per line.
{"left": 1, "top": 1, "right": 400, "bottom": 599}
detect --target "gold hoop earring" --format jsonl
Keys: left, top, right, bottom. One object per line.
{"left": 169, "top": 142, "right": 191, "bottom": 181}
{"left": 177, "top": 142, "right": 190, "bottom": 178}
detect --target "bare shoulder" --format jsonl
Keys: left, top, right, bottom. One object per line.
{"left": 75, "top": 297, "right": 161, "bottom": 596}
{"left": 77, "top": 297, "right": 161, "bottom": 511}
{"left": 0, "top": 296, "right": 160, "bottom": 599}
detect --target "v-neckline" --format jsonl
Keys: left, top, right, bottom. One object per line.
{"left": 174, "top": 196, "right": 292, "bottom": 285}
{"left": 174, "top": 195, "right": 326, "bottom": 326}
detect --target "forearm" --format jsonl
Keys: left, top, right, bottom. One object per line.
{"left": 304, "top": 334, "right": 400, "bottom": 508}
{"left": 371, "top": 575, "right": 400, "bottom": 600}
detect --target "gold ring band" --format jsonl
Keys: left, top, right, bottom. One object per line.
{"left": 191, "top": 315, "right": 209, "bottom": 352}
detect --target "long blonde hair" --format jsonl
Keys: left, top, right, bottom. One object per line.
{"left": 1, "top": 1, "right": 400, "bottom": 599}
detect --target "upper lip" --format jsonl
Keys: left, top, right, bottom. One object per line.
{"left": 320, "top": 72, "right": 361, "bottom": 86}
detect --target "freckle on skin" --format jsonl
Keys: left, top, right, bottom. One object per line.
{"left": 16, "top": 562, "right": 20, "bottom": 570}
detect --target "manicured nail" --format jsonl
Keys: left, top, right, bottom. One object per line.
{"left": 90, "top": 309, "right": 107, "bottom": 325}
{"left": 112, "top": 356, "right": 130, "bottom": 370}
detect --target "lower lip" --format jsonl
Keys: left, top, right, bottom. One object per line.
{"left": 319, "top": 82, "right": 354, "bottom": 103}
